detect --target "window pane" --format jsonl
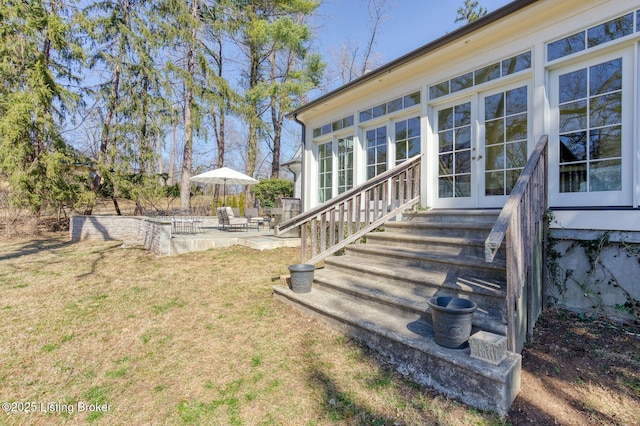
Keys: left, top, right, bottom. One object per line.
{"left": 486, "top": 145, "right": 504, "bottom": 171}
{"left": 589, "top": 58, "right": 622, "bottom": 95}
{"left": 408, "top": 138, "right": 420, "bottom": 157}
{"left": 455, "top": 127, "right": 471, "bottom": 150}
{"left": 439, "top": 154, "right": 453, "bottom": 174}
{"left": 344, "top": 115, "right": 354, "bottom": 127}
{"left": 560, "top": 132, "right": 587, "bottom": 162}
{"left": 395, "top": 142, "right": 407, "bottom": 162}
{"left": 506, "top": 86, "right": 527, "bottom": 115}
{"left": 367, "top": 147, "right": 376, "bottom": 165}
{"left": 372, "top": 104, "right": 386, "bottom": 118}
{"left": 548, "top": 32, "right": 585, "bottom": 61}
{"left": 560, "top": 163, "right": 587, "bottom": 192}
{"left": 366, "top": 166, "right": 374, "bottom": 180}
{"left": 376, "top": 147, "right": 386, "bottom": 163}
{"left": 439, "top": 177, "right": 454, "bottom": 198}
{"left": 388, "top": 98, "right": 402, "bottom": 113}
{"left": 321, "top": 123, "right": 332, "bottom": 135}
{"left": 587, "top": 13, "right": 633, "bottom": 48}
{"left": 407, "top": 117, "right": 420, "bottom": 138}
{"left": 439, "top": 130, "right": 453, "bottom": 153}
{"left": 559, "top": 69, "right": 587, "bottom": 103}
{"left": 451, "top": 72, "right": 473, "bottom": 92}
{"left": 475, "top": 63, "right": 500, "bottom": 84}
{"left": 590, "top": 126, "right": 621, "bottom": 160}
{"left": 485, "top": 93, "right": 504, "bottom": 120}
{"left": 360, "top": 109, "right": 372, "bottom": 122}
{"left": 485, "top": 118, "right": 504, "bottom": 145}
{"left": 502, "top": 51, "right": 531, "bottom": 75}
{"left": 430, "top": 82, "right": 449, "bottom": 99}
{"left": 455, "top": 151, "right": 471, "bottom": 174}
{"left": 559, "top": 100, "right": 587, "bottom": 133}
{"left": 589, "top": 93, "right": 621, "bottom": 128}
{"left": 404, "top": 91, "right": 421, "bottom": 107}
{"left": 438, "top": 107, "right": 453, "bottom": 130}
{"left": 313, "top": 127, "right": 321, "bottom": 138}
{"left": 506, "top": 113, "right": 527, "bottom": 142}
{"left": 485, "top": 171, "right": 505, "bottom": 195}
{"left": 395, "top": 121, "right": 407, "bottom": 140}
{"left": 456, "top": 175, "right": 471, "bottom": 197}
{"left": 454, "top": 102, "right": 471, "bottom": 127}
{"left": 506, "top": 141, "right": 527, "bottom": 168}
{"left": 590, "top": 159, "right": 621, "bottom": 191}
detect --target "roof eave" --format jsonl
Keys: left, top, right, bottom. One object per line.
{"left": 287, "top": 0, "right": 539, "bottom": 119}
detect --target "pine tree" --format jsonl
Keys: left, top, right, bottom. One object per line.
{"left": 455, "top": 0, "right": 487, "bottom": 25}
{"left": 0, "top": 0, "right": 84, "bottom": 215}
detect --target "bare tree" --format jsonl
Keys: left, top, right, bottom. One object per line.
{"left": 331, "top": 0, "right": 393, "bottom": 85}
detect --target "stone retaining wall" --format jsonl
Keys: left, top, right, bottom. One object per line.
{"left": 548, "top": 229, "right": 640, "bottom": 323}
{"left": 70, "top": 215, "right": 173, "bottom": 256}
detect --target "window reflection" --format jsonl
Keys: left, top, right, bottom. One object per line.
{"left": 587, "top": 13, "right": 633, "bottom": 48}
{"left": 438, "top": 102, "right": 471, "bottom": 198}
{"left": 484, "top": 86, "right": 528, "bottom": 196}
{"left": 558, "top": 58, "right": 622, "bottom": 193}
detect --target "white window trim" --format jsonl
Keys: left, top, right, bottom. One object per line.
{"left": 548, "top": 46, "right": 634, "bottom": 208}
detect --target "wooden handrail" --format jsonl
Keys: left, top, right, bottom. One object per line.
{"left": 485, "top": 135, "right": 548, "bottom": 262}
{"left": 484, "top": 134, "right": 549, "bottom": 352}
{"left": 277, "top": 155, "right": 422, "bottom": 265}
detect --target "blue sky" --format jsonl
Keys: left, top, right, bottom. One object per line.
{"left": 314, "top": 0, "right": 513, "bottom": 70}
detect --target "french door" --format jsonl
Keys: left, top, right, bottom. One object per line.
{"left": 549, "top": 49, "right": 632, "bottom": 207}
{"left": 434, "top": 83, "right": 530, "bottom": 208}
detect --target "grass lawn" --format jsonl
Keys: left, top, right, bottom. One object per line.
{"left": 0, "top": 235, "right": 506, "bottom": 425}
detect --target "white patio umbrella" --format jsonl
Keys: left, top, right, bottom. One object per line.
{"left": 189, "top": 167, "right": 259, "bottom": 205}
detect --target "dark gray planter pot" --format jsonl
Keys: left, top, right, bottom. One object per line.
{"left": 288, "top": 264, "right": 315, "bottom": 293}
{"left": 428, "top": 296, "right": 477, "bottom": 349}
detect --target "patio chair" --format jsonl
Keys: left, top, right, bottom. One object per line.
{"left": 217, "top": 207, "right": 248, "bottom": 231}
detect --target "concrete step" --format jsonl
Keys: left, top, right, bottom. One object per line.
{"left": 344, "top": 243, "right": 506, "bottom": 281}
{"left": 365, "top": 232, "right": 506, "bottom": 261}
{"left": 272, "top": 284, "right": 520, "bottom": 415}
{"left": 314, "top": 265, "right": 507, "bottom": 335}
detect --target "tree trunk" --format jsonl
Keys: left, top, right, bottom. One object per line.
{"left": 168, "top": 111, "right": 177, "bottom": 185}
{"left": 179, "top": 0, "right": 198, "bottom": 211}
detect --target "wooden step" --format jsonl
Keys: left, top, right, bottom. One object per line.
{"left": 344, "top": 243, "right": 506, "bottom": 281}
{"left": 365, "top": 232, "right": 506, "bottom": 261}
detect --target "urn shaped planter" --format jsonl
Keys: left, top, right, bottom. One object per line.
{"left": 427, "top": 296, "right": 477, "bottom": 349}
{"left": 288, "top": 264, "right": 315, "bottom": 293}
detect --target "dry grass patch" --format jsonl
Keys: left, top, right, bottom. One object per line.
{"left": 0, "top": 235, "right": 507, "bottom": 425}
{"left": 2, "top": 234, "right": 638, "bottom": 425}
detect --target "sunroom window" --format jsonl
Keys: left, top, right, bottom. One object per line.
{"left": 318, "top": 142, "right": 332, "bottom": 202}
{"left": 366, "top": 126, "right": 387, "bottom": 179}
{"left": 337, "top": 136, "right": 353, "bottom": 194}
{"left": 395, "top": 117, "right": 420, "bottom": 165}
{"left": 558, "top": 58, "right": 622, "bottom": 193}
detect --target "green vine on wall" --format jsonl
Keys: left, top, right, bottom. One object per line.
{"left": 546, "top": 210, "right": 640, "bottom": 323}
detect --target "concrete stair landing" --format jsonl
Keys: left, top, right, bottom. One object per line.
{"left": 273, "top": 209, "right": 521, "bottom": 415}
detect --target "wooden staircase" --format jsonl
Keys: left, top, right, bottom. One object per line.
{"left": 273, "top": 209, "right": 521, "bottom": 415}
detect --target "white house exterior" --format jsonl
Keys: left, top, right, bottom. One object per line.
{"left": 287, "top": 0, "right": 640, "bottom": 321}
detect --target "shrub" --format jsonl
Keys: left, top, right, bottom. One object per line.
{"left": 251, "top": 179, "right": 294, "bottom": 208}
